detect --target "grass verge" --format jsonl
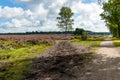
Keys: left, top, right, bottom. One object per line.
{"left": 70, "top": 39, "right": 102, "bottom": 47}
{"left": 113, "top": 39, "right": 120, "bottom": 47}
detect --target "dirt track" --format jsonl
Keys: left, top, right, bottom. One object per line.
{"left": 25, "top": 41, "right": 92, "bottom": 80}
{"left": 78, "top": 41, "right": 120, "bottom": 80}
{"left": 25, "top": 41, "right": 120, "bottom": 80}
{"left": 97, "top": 41, "right": 120, "bottom": 58}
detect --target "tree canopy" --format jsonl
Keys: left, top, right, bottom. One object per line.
{"left": 74, "top": 28, "right": 85, "bottom": 35}
{"left": 57, "top": 6, "right": 74, "bottom": 32}
{"left": 100, "top": 0, "right": 120, "bottom": 37}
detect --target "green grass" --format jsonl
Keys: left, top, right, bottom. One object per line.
{"left": 0, "top": 43, "right": 51, "bottom": 80}
{"left": 70, "top": 39, "right": 102, "bottom": 47}
{"left": 87, "top": 37, "right": 105, "bottom": 41}
{"left": 113, "top": 39, "right": 120, "bottom": 47}
{"left": 70, "top": 38, "right": 102, "bottom": 51}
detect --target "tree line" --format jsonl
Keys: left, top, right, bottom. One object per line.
{"left": 0, "top": 30, "right": 110, "bottom": 35}
{"left": 100, "top": 0, "right": 120, "bottom": 37}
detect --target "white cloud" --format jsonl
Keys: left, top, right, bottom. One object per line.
{"left": 34, "top": 4, "right": 48, "bottom": 19}
{"left": 2, "top": 18, "right": 40, "bottom": 28}
{"left": 20, "top": 0, "right": 30, "bottom": 2}
{"left": 0, "top": 0, "right": 109, "bottom": 33}
{"left": 0, "top": 6, "right": 34, "bottom": 19}
{"left": 0, "top": 6, "right": 24, "bottom": 18}
{"left": 71, "top": 2, "right": 108, "bottom": 32}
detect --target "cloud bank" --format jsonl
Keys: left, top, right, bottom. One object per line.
{"left": 0, "top": 0, "right": 109, "bottom": 33}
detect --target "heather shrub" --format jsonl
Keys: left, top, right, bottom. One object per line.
{"left": 25, "top": 41, "right": 93, "bottom": 80}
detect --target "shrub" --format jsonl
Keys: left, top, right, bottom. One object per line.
{"left": 81, "top": 32, "right": 87, "bottom": 40}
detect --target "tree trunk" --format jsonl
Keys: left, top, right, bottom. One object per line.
{"left": 65, "top": 24, "right": 67, "bottom": 32}
{"left": 117, "top": 24, "right": 120, "bottom": 37}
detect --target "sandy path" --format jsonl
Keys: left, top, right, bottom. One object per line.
{"left": 75, "top": 40, "right": 120, "bottom": 80}
{"left": 97, "top": 41, "right": 120, "bottom": 58}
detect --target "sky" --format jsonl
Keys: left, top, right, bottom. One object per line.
{"left": 0, "top": 0, "right": 109, "bottom": 33}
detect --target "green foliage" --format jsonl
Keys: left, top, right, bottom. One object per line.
{"left": 74, "top": 28, "right": 85, "bottom": 35}
{"left": 113, "top": 39, "right": 120, "bottom": 47}
{"left": 74, "top": 28, "right": 87, "bottom": 40}
{"left": 101, "top": 0, "right": 120, "bottom": 37}
{"left": 81, "top": 31, "right": 87, "bottom": 40}
{"left": 57, "top": 6, "right": 74, "bottom": 31}
{"left": 106, "top": 23, "right": 118, "bottom": 37}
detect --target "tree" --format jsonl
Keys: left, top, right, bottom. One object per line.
{"left": 81, "top": 31, "right": 87, "bottom": 40}
{"left": 57, "top": 6, "right": 74, "bottom": 32}
{"left": 74, "top": 28, "right": 87, "bottom": 40}
{"left": 100, "top": 0, "right": 120, "bottom": 37}
{"left": 74, "top": 28, "right": 85, "bottom": 35}
{"left": 106, "top": 23, "right": 118, "bottom": 37}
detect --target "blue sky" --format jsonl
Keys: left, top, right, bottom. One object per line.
{"left": 0, "top": 0, "right": 109, "bottom": 33}
{"left": 0, "top": 0, "right": 26, "bottom": 24}
{"left": 83, "top": 0, "right": 98, "bottom": 3}
{"left": 0, "top": 0, "right": 26, "bottom": 8}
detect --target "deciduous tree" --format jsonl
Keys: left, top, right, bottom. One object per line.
{"left": 57, "top": 6, "right": 74, "bottom": 32}
{"left": 100, "top": 0, "right": 120, "bottom": 37}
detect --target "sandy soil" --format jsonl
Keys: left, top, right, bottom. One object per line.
{"left": 97, "top": 41, "right": 120, "bottom": 58}
{"left": 76, "top": 41, "right": 120, "bottom": 80}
